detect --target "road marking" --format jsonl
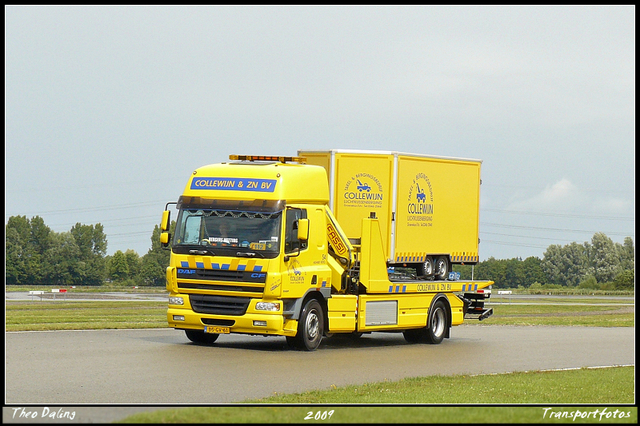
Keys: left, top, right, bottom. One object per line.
{"left": 468, "top": 364, "right": 635, "bottom": 377}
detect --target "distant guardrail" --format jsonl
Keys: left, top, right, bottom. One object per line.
{"left": 28, "top": 289, "right": 67, "bottom": 300}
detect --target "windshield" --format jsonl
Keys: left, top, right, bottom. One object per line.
{"left": 173, "top": 207, "right": 282, "bottom": 258}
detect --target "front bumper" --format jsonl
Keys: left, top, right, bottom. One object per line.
{"left": 167, "top": 306, "right": 298, "bottom": 337}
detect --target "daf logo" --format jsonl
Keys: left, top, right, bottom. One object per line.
{"left": 178, "top": 269, "right": 196, "bottom": 274}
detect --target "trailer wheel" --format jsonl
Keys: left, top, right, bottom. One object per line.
{"left": 185, "top": 329, "right": 219, "bottom": 344}
{"left": 426, "top": 300, "right": 448, "bottom": 344}
{"left": 435, "top": 256, "right": 449, "bottom": 281}
{"left": 417, "top": 256, "right": 434, "bottom": 277}
{"left": 291, "top": 299, "right": 324, "bottom": 351}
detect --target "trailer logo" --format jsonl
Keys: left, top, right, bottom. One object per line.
{"left": 342, "top": 173, "right": 384, "bottom": 208}
{"left": 407, "top": 173, "right": 434, "bottom": 227}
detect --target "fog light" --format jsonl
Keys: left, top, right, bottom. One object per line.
{"left": 169, "top": 297, "right": 184, "bottom": 305}
{"left": 173, "top": 315, "right": 185, "bottom": 321}
{"left": 253, "top": 320, "right": 267, "bottom": 327}
{"left": 255, "top": 302, "right": 280, "bottom": 311}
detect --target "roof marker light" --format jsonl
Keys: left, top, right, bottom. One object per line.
{"left": 229, "top": 155, "right": 307, "bottom": 164}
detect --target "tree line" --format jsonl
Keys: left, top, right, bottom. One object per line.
{"left": 5, "top": 215, "right": 172, "bottom": 287}
{"left": 5, "top": 215, "right": 635, "bottom": 290}
{"left": 454, "top": 232, "right": 634, "bottom": 291}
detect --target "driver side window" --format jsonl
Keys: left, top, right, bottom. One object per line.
{"left": 284, "top": 208, "right": 308, "bottom": 254}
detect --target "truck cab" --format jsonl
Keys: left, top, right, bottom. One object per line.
{"left": 163, "top": 156, "right": 350, "bottom": 350}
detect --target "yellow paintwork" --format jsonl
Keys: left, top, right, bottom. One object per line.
{"left": 299, "top": 150, "right": 482, "bottom": 264}
{"left": 183, "top": 161, "right": 330, "bottom": 205}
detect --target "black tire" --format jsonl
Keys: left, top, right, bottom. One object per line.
{"left": 417, "top": 256, "right": 434, "bottom": 277}
{"left": 185, "top": 329, "right": 219, "bottom": 344}
{"left": 291, "top": 299, "right": 324, "bottom": 351}
{"left": 434, "top": 256, "right": 449, "bottom": 281}
{"left": 403, "top": 328, "right": 426, "bottom": 343}
{"left": 426, "top": 300, "right": 448, "bottom": 344}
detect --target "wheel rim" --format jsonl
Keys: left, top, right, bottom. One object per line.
{"left": 436, "top": 258, "right": 448, "bottom": 277}
{"left": 306, "top": 310, "right": 319, "bottom": 340}
{"left": 431, "top": 308, "right": 446, "bottom": 337}
{"left": 424, "top": 258, "right": 433, "bottom": 275}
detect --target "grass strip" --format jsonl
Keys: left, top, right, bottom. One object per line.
{"left": 478, "top": 303, "right": 634, "bottom": 327}
{"left": 117, "top": 367, "right": 636, "bottom": 423}
{"left": 247, "top": 366, "right": 634, "bottom": 404}
{"left": 5, "top": 301, "right": 167, "bottom": 331}
{"left": 118, "top": 406, "right": 637, "bottom": 424}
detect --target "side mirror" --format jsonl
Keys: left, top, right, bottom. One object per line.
{"left": 160, "top": 232, "right": 170, "bottom": 247}
{"left": 297, "top": 218, "right": 309, "bottom": 241}
{"left": 160, "top": 210, "right": 171, "bottom": 231}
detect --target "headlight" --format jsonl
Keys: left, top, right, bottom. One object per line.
{"left": 255, "top": 302, "right": 280, "bottom": 311}
{"left": 169, "top": 296, "right": 184, "bottom": 306}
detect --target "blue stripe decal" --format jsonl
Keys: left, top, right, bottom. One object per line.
{"left": 181, "top": 261, "right": 189, "bottom": 268}
{"left": 237, "top": 265, "right": 246, "bottom": 271}
{"left": 474, "top": 284, "right": 478, "bottom": 291}
{"left": 253, "top": 265, "right": 263, "bottom": 272}
{"left": 389, "top": 285, "right": 394, "bottom": 293}
{"left": 403, "top": 285, "right": 407, "bottom": 293}
{"left": 196, "top": 262, "right": 204, "bottom": 269}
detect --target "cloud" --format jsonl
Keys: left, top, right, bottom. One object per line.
{"left": 506, "top": 178, "right": 633, "bottom": 218}
{"left": 508, "top": 179, "right": 582, "bottom": 212}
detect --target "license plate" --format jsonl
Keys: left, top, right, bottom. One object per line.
{"left": 205, "top": 326, "right": 230, "bottom": 334}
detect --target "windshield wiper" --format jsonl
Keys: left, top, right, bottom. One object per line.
{"left": 188, "top": 247, "right": 217, "bottom": 255}
{"left": 236, "top": 251, "right": 265, "bottom": 258}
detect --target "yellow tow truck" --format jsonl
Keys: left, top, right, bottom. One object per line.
{"left": 161, "top": 150, "right": 493, "bottom": 350}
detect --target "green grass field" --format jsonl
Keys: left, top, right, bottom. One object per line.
{"left": 116, "top": 367, "right": 636, "bottom": 423}
{"left": 478, "top": 302, "right": 634, "bottom": 327}
{"left": 5, "top": 301, "right": 167, "bottom": 331}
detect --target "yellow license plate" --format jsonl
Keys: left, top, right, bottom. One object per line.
{"left": 205, "top": 326, "right": 230, "bottom": 334}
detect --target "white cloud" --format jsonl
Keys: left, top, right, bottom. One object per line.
{"left": 508, "top": 178, "right": 582, "bottom": 212}
{"left": 506, "top": 178, "right": 633, "bottom": 218}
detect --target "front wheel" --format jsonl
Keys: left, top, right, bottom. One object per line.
{"left": 291, "top": 299, "right": 324, "bottom": 351}
{"left": 185, "top": 329, "right": 219, "bottom": 344}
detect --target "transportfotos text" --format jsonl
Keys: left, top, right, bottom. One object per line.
{"left": 542, "top": 407, "right": 632, "bottom": 421}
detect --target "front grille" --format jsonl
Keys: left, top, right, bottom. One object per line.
{"left": 190, "top": 294, "right": 251, "bottom": 316}
{"left": 195, "top": 269, "right": 245, "bottom": 281}
{"left": 177, "top": 268, "right": 267, "bottom": 284}
{"left": 178, "top": 282, "right": 263, "bottom": 294}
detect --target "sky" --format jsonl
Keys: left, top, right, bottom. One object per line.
{"left": 5, "top": 5, "right": 635, "bottom": 261}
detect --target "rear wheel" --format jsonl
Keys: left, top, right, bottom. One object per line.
{"left": 403, "top": 328, "right": 426, "bottom": 343}
{"left": 185, "top": 329, "right": 219, "bottom": 344}
{"left": 291, "top": 299, "right": 324, "bottom": 351}
{"left": 426, "top": 300, "right": 448, "bottom": 344}
{"left": 416, "top": 256, "right": 434, "bottom": 277}
{"left": 434, "top": 256, "right": 450, "bottom": 281}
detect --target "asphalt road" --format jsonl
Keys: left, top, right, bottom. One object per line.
{"left": 6, "top": 326, "right": 634, "bottom": 405}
